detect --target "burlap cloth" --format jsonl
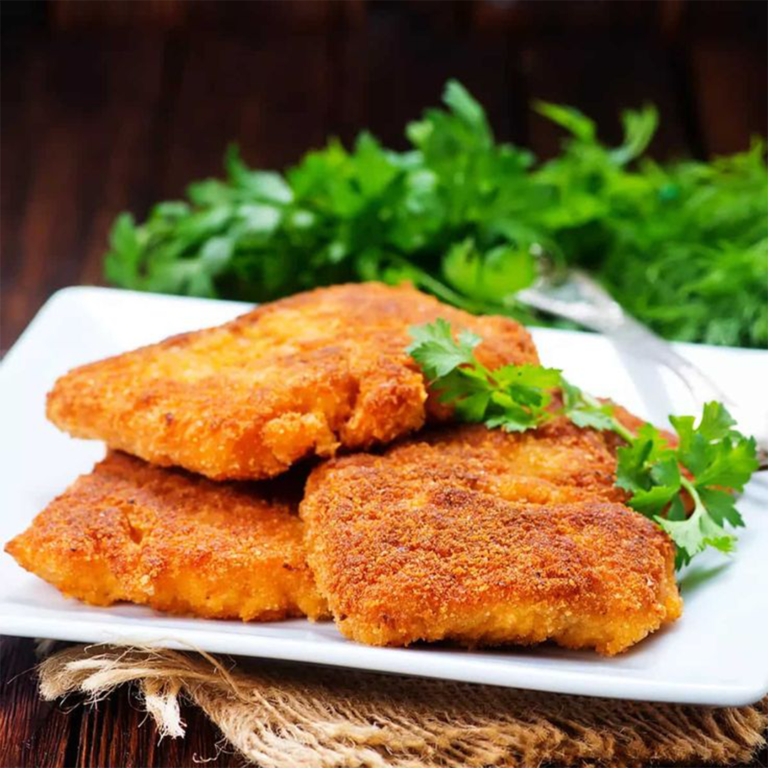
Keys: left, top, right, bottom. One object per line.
{"left": 37, "top": 644, "right": 767, "bottom": 768}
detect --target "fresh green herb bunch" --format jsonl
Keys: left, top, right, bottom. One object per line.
{"left": 407, "top": 320, "right": 759, "bottom": 568}
{"left": 106, "top": 81, "right": 768, "bottom": 348}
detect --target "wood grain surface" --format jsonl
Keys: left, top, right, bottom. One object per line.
{"left": 1, "top": 2, "right": 766, "bottom": 766}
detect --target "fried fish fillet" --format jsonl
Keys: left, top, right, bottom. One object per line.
{"left": 46, "top": 282, "right": 538, "bottom": 481}
{"left": 301, "top": 418, "right": 682, "bottom": 655}
{"left": 5, "top": 452, "right": 327, "bottom": 621}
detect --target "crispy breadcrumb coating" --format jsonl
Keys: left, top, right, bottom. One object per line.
{"left": 46, "top": 283, "right": 538, "bottom": 481}
{"left": 301, "top": 420, "right": 682, "bottom": 655}
{"left": 5, "top": 452, "right": 327, "bottom": 621}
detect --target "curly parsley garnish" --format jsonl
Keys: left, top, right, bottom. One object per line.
{"left": 408, "top": 320, "right": 759, "bottom": 568}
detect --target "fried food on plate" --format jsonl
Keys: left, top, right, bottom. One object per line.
{"left": 5, "top": 452, "right": 327, "bottom": 621}
{"left": 301, "top": 419, "right": 682, "bottom": 655}
{"left": 407, "top": 405, "right": 672, "bottom": 506}
{"left": 46, "top": 282, "right": 538, "bottom": 481}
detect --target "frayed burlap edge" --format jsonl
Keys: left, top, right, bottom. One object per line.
{"left": 37, "top": 644, "right": 767, "bottom": 768}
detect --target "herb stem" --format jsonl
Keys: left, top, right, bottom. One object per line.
{"left": 610, "top": 418, "right": 637, "bottom": 445}
{"left": 679, "top": 475, "right": 704, "bottom": 518}
{"left": 580, "top": 390, "right": 636, "bottom": 444}
{"left": 396, "top": 260, "right": 490, "bottom": 314}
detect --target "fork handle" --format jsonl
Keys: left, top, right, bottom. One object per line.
{"left": 588, "top": 310, "right": 733, "bottom": 406}
{"left": 581, "top": 314, "right": 768, "bottom": 468}
{"left": 517, "top": 272, "right": 768, "bottom": 467}
{"left": 520, "top": 271, "right": 730, "bottom": 402}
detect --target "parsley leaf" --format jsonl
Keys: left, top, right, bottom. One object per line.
{"left": 615, "top": 423, "right": 674, "bottom": 495}
{"left": 657, "top": 504, "right": 737, "bottom": 570}
{"left": 619, "top": 402, "right": 757, "bottom": 567}
{"left": 561, "top": 380, "right": 617, "bottom": 432}
{"left": 408, "top": 320, "right": 561, "bottom": 433}
{"left": 406, "top": 318, "right": 481, "bottom": 378}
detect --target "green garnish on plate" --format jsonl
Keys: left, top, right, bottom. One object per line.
{"left": 408, "top": 319, "right": 759, "bottom": 568}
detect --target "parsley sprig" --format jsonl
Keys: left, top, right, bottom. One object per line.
{"left": 104, "top": 81, "right": 768, "bottom": 349}
{"left": 407, "top": 319, "right": 562, "bottom": 431}
{"left": 408, "top": 320, "right": 759, "bottom": 568}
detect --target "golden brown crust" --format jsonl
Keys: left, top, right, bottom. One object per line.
{"left": 5, "top": 452, "right": 327, "bottom": 621}
{"left": 301, "top": 421, "right": 682, "bottom": 655}
{"left": 46, "top": 283, "right": 538, "bottom": 481}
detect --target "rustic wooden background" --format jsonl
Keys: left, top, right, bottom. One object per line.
{"left": 1, "top": 2, "right": 767, "bottom": 766}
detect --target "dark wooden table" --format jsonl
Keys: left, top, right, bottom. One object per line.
{"left": 2, "top": 2, "right": 766, "bottom": 765}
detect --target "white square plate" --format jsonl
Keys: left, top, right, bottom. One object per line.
{"left": 2, "top": 287, "right": 767, "bottom": 705}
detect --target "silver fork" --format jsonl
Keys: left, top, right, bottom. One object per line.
{"left": 515, "top": 266, "right": 768, "bottom": 468}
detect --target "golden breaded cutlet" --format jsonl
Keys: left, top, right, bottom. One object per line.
{"left": 46, "top": 282, "right": 538, "bottom": 481}
{"left": 301, "top": 419, "right": 682, "bottom": 655}
{"left": 410, "top": 405, "right": 666, "bottom": 506}
{"left": 5, "top": 452, "right": 327, "bottom": 621}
